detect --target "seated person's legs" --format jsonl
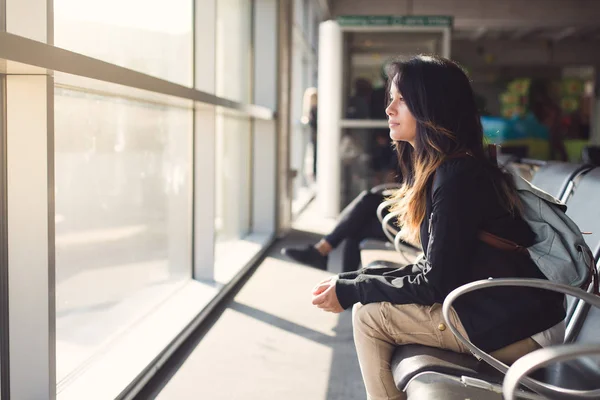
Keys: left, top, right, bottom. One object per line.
{"left": 282, "top": 189, "right": 386, "bottom": 270}
{"left": 352, "top": 302, "right": 545, "bottom": 400}
{"left": 352, "top": 302, "right": 470, "bottom": 400}
{"left": 340, "top": 214, "right": 388, "bottom": 272}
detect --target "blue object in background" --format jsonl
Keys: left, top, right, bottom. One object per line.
{"left": 481, "top": 116, "right": 510, "bottom": 142}
{"left": 481, "top": 113, "right": 549, "bottom": 143}
{"left": 509, "top": 113, "right": 549, "bottom": 140}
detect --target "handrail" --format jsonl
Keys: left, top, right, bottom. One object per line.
{"left": 382, "top": 211, "right": 400, "bottom": 243}
{"left": 392, "top": 231, "right": 414, "bottom": 264}
{"left": 376, "top": 199, "right": 396, "bottom": 223}
{"left": 503, "top": 344, "right": 600, "bottom": 400}
{"left": 442, "top": 278, "right": 600, "bottom": 399}
{"left": 370, "top": 183, "right": 402, "bottom": 195}
{"left": 518, "top": 158, "right": 547, "bottom": 167}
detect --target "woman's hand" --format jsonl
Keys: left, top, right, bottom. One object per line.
{"left": 312, "top": 276, "right": 335, "bottom": 295}
{"left": 312, "top": 276, "right": 344, "bottom": 313}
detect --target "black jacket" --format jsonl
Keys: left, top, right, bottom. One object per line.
{"left": 335, "top": 157, "right": 565, "bottom": 352}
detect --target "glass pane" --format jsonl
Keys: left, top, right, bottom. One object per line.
{"left": 302, "top": 0, "right": 310, "bottom": 33}
{"left": 312, "top": 16, "right": 320, "bottom": 52}
{"left": 294, "top": 0, "right": 303, "bottom": 28}
{"left": 54, "top": 0, "right": 193, "bottom": 86}
{"left": 54, "top": 87, "right": 192, "bottom": 382}
{"left": 216, "top": 0, "right": 252, "bottom": 103}
{"left": 291, "top": 49, "right": 317, "bottom": 214}
{"left": 214, "top": 109, "right": 251, "bottom": 278}
{"left": 340, "top": 128, "right": 398, "bottom": 208}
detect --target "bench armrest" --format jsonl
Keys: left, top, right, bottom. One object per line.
{"left": 503, "top": 344, "right": 600, "bottom": 400}
{"left": 393, "top": 230, "right": 412, "bottom": 254}
{"left": 381, "top": 210, "right": 400, "bottom": 243}
{"left": 377, "top": 198, "right": 397, "bottom": 223}
{"left": 442, "top": 278, "right": 600, "bottom": 397}
{"left": 371, "top": 182, "right": 402, "bottom": 195}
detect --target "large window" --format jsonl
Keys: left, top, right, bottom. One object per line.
{"left": 54, "top": 83, "right": 192, "bottom": 382}
{"left": 54, "top": 0, "right": 193, "bottom": 86}
{"left": 2, "top": 0, "right": 278, "bottom": 398}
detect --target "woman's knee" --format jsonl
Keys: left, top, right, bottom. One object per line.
{"left": 352, "top": 302, "right": 382, "bottom": 332}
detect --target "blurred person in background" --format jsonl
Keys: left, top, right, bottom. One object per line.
{"left": 301, "top": 87, "right": 319, "bottom": 178}
{"left": 370, "top": 70, "right": 397, "bottom": 185}
{"left": 282, "top": 79, "right": 393, "bottom": 272}
{"left": 528, "top": 79, "right": 568, "bottom": 161}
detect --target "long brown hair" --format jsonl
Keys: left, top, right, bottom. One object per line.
{"left": 388, "top": 56, "right": 521, "bottom": 245}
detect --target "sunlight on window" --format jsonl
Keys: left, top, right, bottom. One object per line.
{"left": 54, "top": 0, "right": 193, "bottom": 85}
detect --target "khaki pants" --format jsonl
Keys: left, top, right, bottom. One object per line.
{"left": 352, "top": 302, "right": 542, "bottom": 400}
{"left": 352, "top": 302, "right": 471, "bottom": 400}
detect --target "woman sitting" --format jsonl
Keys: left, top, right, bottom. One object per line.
{"left": 310, "top": 55, "right": 566, "bottom": 400}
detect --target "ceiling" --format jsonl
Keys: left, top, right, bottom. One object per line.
{"left": 329, "top": 0, "right": 600, "bottom": 66}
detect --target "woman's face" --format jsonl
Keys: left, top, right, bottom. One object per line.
{"left": 385, "top": 77, "right": 417, "bottom": 146}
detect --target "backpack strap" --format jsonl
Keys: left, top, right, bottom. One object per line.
{"left": 479, "top": 231, "right": 528, "bottom": 256}
{"left": 581, "top": 246, "right": 599, "bottom": 295}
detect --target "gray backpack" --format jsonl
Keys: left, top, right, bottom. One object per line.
{"left": 480, "top": 174, "right": 598, "bottom": 294}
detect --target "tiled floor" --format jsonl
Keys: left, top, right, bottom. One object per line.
{"left": 136, "top": 202, "right": 366, "bottom": 400}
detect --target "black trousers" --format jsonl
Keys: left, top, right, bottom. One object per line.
{"left": 324, "top": 190, "right": 388, "bottom": 272}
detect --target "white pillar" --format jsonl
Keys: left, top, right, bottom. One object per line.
{"left": 4, "top": 0, "right": 55, "bottom": 398}
{"left": 316, "top": 20, "right": 342, "bottom": 217}
{"left": 6, "top": 75, "right": 55, "bottom": 400}
{"left": 276, "top": 0, "right": 293, "bottom": 236}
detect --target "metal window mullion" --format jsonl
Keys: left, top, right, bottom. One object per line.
{"left": 45, "top": 73, "right": 56, "bottom": 400}
{"left": 0, "top": 32, "right": 274, "bottom": 121}
{"left": 275, "top": 0, "right": 293, "bottom": 236}
{"left": 0, "top": 0, "right": 5, "bottom": 32}
{"left": 248, "top": 0, "right": 256, "bottom": 233}
{"left": 252, "top": 0, "right": 278, "bottom": 235}
{"left": 46, "top": 0, "right": 56, "bottom": 394}
{"left": 0, "top": 75, "right": 10, "bottom": 400}
{"left": 190, "top": 0, "right": 197, "bottom": 281}
{"left": 192, "top": 0, "right": 217, "bottom": 281}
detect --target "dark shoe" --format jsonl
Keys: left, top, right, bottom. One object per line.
{"left": 281, "top": 245, "right": 328, "bottom": 270}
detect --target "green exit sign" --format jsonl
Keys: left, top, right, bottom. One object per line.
{"left": 337, "top": 15, "right": 453, "bottom": 27}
